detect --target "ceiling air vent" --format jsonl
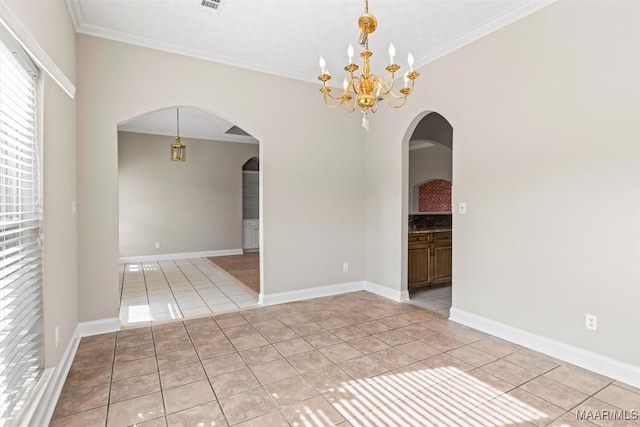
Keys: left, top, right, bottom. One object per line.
{"left": 201, "top": 0, "right": 223, "bottom": 13}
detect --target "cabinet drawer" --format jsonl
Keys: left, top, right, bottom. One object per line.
{"left": 431, "top": 232, "right": 452, "bottom": 242}
{"left": 409, "top": 234, "right": 431, "bottom": 243}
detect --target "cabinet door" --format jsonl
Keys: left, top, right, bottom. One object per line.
{"left": 243, "top": 226, "right": 254, "bottom": 249}
{"left": 430, "top": 243, "right": 452, "bottom": 285}
{"left": 252, "top": 226, "right": 260, "bottom": 249}
{"left": 408, "top": 246, "right": 431, "bottom": 289}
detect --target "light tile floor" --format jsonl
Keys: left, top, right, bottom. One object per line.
{"left": 411, "top": 285, "right": 452, "bottom": 317}
{"left": 119, "top": 258, "right": 258, "bottom": 327}
{"left": 51, "top": 291, "right": 640, "bottom": 427}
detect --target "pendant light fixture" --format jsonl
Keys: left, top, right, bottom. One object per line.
{"left": 171, "top": 107, "right": 186, "bottom": 162}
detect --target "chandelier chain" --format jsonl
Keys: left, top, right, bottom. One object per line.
{"left": 358, "top": 0, "right": 370, "bottom": 48}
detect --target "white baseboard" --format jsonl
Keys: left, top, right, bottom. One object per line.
{"left": 30, "top": 316, "right": 122, "bottom": 425}
{"left": 259, "top": 280, "right": 409, "bottom": 306}
{"left": 119, "top": 249, "right": 243, "bottom": 263}
{"left": 77, "top": 317, "right": 121, "bottom": 337}
{"left": 449, "top": 307, "right": 640, "bottom": 388}
{"left": 18, "top": 368, "right": 54, "bottom": 427}
{"left": 363, "top": 281, "right": 409, "bottom": 303}
{"left": 260, "top": 281, "right": 364, "bottom": 306}
{"left": 26, "top": 327, "right": 81, "bottom": 426}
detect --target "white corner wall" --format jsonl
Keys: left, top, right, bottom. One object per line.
{"left": 77, "top": 35, "right": 366, "bottom": 322}
{"left": 118, "top": 131, "right": 258, "bottom": 257}
{"left": 2, "top": 0, "right": 78, "bottom": 368}
{"left": 366, "top": 0, "right": 640, "bottom": 369}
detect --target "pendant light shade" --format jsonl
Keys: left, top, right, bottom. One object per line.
{"left": 171, "top": 107, "right": 186, "bottom": 162}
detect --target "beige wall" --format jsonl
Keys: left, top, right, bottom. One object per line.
{"left": 409, "top": 144, "right": 452, "bottom": 212}
{"left": 77, "top": 35, "right": 365, "bottom": 321}
{"left": 118, "top": 131, "right": 259, "bottom": 257}
{"left": 3, "top": 0, "right": 77, "bottom": 368}
{"left": 366, "top": 1, "right": 640, "bottom": 366}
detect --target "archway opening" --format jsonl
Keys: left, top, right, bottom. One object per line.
{"left": 116, "top": 106, "right": 262, "bottom": 326}
{"left": 405, "top": 112, "right": 453, "bottom": 316}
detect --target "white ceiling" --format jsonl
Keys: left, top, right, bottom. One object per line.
{"left": 70, "top": 0, "right": 553, "bottom": 140}
{"left": 119, "top": 106, "right": 258, "bottom": 143}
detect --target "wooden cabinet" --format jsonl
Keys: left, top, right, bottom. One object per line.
{"left": 408, "top": 231, "right": 452, "bottom": 290}
{"left": 408, "top": 236, "right": 431, "bottom": 287}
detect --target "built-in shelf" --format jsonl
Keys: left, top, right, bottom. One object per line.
{"left": 243, "top": 171, "right": 259, "bottom": 219}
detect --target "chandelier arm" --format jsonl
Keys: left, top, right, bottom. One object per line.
{"left": 345, "top": 99, "right": 357, "bottom": 113}
{"left": 322, "top": 83, "right": 348, "bottom": 102}
{"left": 385, "top": 90, "right": 410, "bottom": 100}
{"left": 322, "top": 90, "right": 347, "bottom": 108}
{"left": 351, "top": 76, "right": 362, "bottom": 95}
{"left": 383, "top": 95, "right": 408, "bottom": 109}
{"left": 382, "top": 79, "right": 414, "bottom": 100}
{"left": 373, "top": 76, "right": 394, "bottom": 96}
{"left": 322, "top": 98, "right": 347, "bottom": 109}
{"left": 326, "top": 91, "right": 347, "bottom": 101}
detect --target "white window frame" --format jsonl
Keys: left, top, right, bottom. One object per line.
{"left": 0, "top": 23, "right": 43, "bottom": 427}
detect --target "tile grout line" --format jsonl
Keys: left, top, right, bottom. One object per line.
{"left": 182, "top": 258, "right": 241, "bottom": 315}
{"left": 196, "top": 257, "right": 258, "bottom": 309}
{"left": 183, "top": 317, "right": 234, "bottom": 426}
{"left": 150, "top": 320, "right": 169, "bottom": 426}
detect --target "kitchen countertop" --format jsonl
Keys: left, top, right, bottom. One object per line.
{"left": 409, "top": 228, "right": 452, "bottom": 235}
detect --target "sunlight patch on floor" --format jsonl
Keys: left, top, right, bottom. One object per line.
{"left": 322, "top": 367, "right": 548, "bottom": 427}
{"left": 126, "top": 304, "right": 182, "bottom": 323}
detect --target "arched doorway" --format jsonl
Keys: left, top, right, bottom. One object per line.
{"left": 406, "top": 112, "right": 453, "bottom": 316}
{"left": 116, "top": 106, "right": 262, "bottom": 326}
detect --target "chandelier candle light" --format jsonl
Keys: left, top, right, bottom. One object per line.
{"left": 171, "top": 107, "right": 186, "bottom": 162}
{"left": 318, "top": 0, "right": 419, "bottom": 130}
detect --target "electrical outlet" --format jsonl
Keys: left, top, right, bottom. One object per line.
{"left": 155, "top": 242, "right": 160, "bottom": 249}
{"left": 585, "top": 314, "right": 597, "bottom": 331}
{"left": 343, "top": 262, "right": 349, "bottom": 273}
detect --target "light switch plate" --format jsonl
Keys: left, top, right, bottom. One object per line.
{"left": 458, "top": 202, "right": 467, "bottom": 214}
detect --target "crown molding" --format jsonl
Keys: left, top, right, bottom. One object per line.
{"left": 413, "top": 0, "right": 557, "bottom": 71}
{"left": 66, "top": 0, "right": 556, "bottom": 86}
{"left": 65, "top": 0, "right": 318, "bottom": 85}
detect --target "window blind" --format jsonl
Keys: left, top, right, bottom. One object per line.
{"left": 0, "top": 25, "right": 42, "bottom": 427}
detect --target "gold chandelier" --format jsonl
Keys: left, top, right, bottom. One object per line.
{"left": 317, "top": 0, "right": 419, "bottom": 130}
{"left": 170, "top": 107, "right": 186, "bottom": 162}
